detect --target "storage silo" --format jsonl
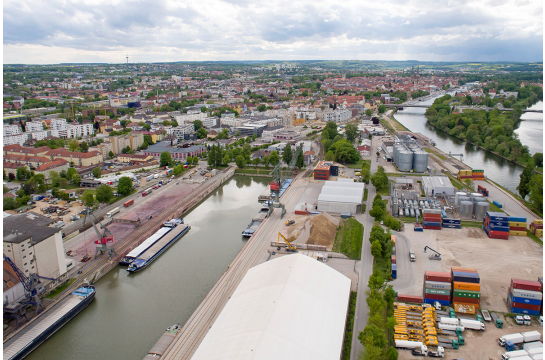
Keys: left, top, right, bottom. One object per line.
{"left": 455, "top": 192, "right": 467, "bottom": 207}
{"left": 470, "top": 193, "right": 484, "bottom": 202}
{"left": 474, "top": 201, "right": 490, "bottom": 221}
{"left": 459, "top": 201, "right": 474, "bottom": 219}
{"left": 472, "top": 198, "right": 487, "bottom": 215}
{"left": 413, "top": 150, "right": 429, "bottom": 173}
{"left": 398, "top": 150, "right": 414, "bottom": 172}
{"left": 458, "top": 196, "right": 470, "bottom": 206}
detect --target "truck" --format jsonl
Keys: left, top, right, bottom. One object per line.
{"left": 459, "top": 318, "right": 485, "bottom": 331}
{"left": 438, "top": 323, "right": 464, "bottom": 332}
{"left": 524, "top": 342, "right": 544, "bottom": 352}
{"left": 502, "top": 350, "right": 529, "bottom": 360}
{"left": 491, "top": 312, "right": 504, "bottom": 328}
{"left": 528, "top": 348, "right": 544, "bottom": 357}
{"left": 523, "top": 315, "right": 532, "bottom": 326}
{"left": 499, "top": 334, "right": 524, "bottom": 348}
{"left": 409, "top": 249, "right": 416, "bottom": 262}
{"left": 124, "top": 199, "right": 134, "bottom": 207}
{"left": 154, "top": 174, "right": 159, "bottom": 179}
{"left": 146, "top": 175, "right": 154, "bottom": 181}
{"left": 107, "top": 207, "right": 120, "bottom": 218}
{"left": 481, "top": 309, "right": 492, "bottom": 322}
{"left": 394, "top": 340, "right": 423, "bottom": 350}
{"left": 522, "top": 331, "right": 542, "bottom": 343}
{"left": 440, "top": 317, "right": 459, "bottom": 325}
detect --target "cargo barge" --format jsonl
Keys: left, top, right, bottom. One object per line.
{"left": 3, "top": 285, "right": 96, "bottom": 360}
{"left": 242, "top": 202, "right": 271, "bottom": 237}
{"left": 144, "top": 323, "right": 183, "bottom": 360}
{"left": 127, "top": 224, "right": 190, "bottom": 273}
{"left": 119, "top": 227, "right": 173, "bottom": 265}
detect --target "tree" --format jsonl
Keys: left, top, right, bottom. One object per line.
{"left": 16, "top": 167, "right": 29, "bottom": 181}
{"left": 269, "top": 151, "right": 280, "bottom": 165}
{"left": 361, "top": 167, "right": 371, "bottom": 184}
{"left": 222, "top": 154, "right": 230, "bottom": 166}
{"left": 321, "top": 129, "right": 330, "bottom": 141}
{"left": 80, "top": 141, "right": 89, "bottom": 152}
{"left": 252, "top": 157, "right": 261, "bottom": 167}
{"left": 109, "top": 151, "right": 115, "bottom": 159}
{"left": 143, "top": 123, "right": 151, "bottom": 130}
{"left": 295, "top": 151, "right": 305, "bottom": 168}
{"left": 371, "top": 240, "right": 382, "bottom": 258}
{"left": 345, "top": 124, "right": 359, "bottom": 142}
{"left": 384, "top": 286, "right": 396, "bottom": 304}
{"left": 235, "top": 155, "right": 245, "bottom": 168}
{"left": 358, "top": 324, "right": 386, "bottom": 349}
{"left": 365, "top": 109, "right": 373, "bottom": 116}
{"left": 81, "top": 190, "right": 95, "bottom": 207}
{"left": 117, "top": 177, "right": 133, "bottom": 196}
{"left": 66, "top": 167, "right": 78, "bottom": 182}
{"left": 196, "top": 127, "right": 208, "bottom": 139}
{"left": 533, "top": 153, "right": 543, "bottom": 168}
{"left": 3, "top": 185, "right": 8, "bottom": 194}
{"left": 282, "top": 145, "right": 293, "bottom": 166}
{"left": 71, "top": 174, "right": 81, "bottom": 185}
{"left": 325, "top": 151, "right": 335, "bottom": 161}
{"left": 324, "top": 121, "right": 339, "bottom": 139}
{"left": 172, "top": 165, "right": 184, "bottom": 176}
{"left": 378, "top": 104, "right": 386, "bottom": 113}
{"left": 371, "top": 166, "right": 389, "bottom": 191}
{"left": 529, "top": 174, "right": 543, "bottom": 213}
{"left": 92, "top": 167, "right": 102, "bottom": 178}
{"left": 387, "top": 346, "right": 399, "bottom": 360}
{"left": 96, "top": 184, "right": 113, "bottom": 203}
{"left": 160, "top": 152, "right": 173, "bottom": 167}
{"left": 369, "top": 206, "right": 384, "bottom": 221}
{"left": 3, "top": 197, "right": 18, "bottom": 210}
{"left": 262, "top": 155, "right": 270, "bottom": 169}
{"left": 517, "top": 162, "right": 535, "bottom": 199}
{"left": 3, "top": 168, "right": 6, "bottom": 180}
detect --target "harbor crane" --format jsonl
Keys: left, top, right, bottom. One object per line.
{"left": 424, "top": 246, "right": 442, "bottom": 260}
{"left": 269, "top": 164, "right": 287, "bottom": 218}
{"left": 3, "top": 255, "right": 57, "bottom": 315}
{"left": 277, "top": 233, "right": 297, "bottom": 253}
{"left": 81, "top": 206, "right": 117, "bottom": 260}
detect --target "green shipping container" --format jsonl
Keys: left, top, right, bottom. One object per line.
{"left": 425, "top": 288, "right": 451, "bottom": 296}
{"left": 453, "top": 290, "right": 481, "bottom": 299}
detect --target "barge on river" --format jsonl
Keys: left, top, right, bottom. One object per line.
{"left": 3, "top": 285, "right": 96, "bottom": 360}
{"left": 127, "top": 224, "right": 190, "bottom": 273}
{"left": 242, "top": 201, "right": 271, "bottom": 238}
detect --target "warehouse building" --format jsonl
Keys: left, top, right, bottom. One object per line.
{"left": 317, "top": 180, "right": 365, "bottom": 213}
{"left": 191, "top": 254, "right": 351, "bottom": 360}
{"left": 421, "top": 176, "right": 455, "bottom": 197}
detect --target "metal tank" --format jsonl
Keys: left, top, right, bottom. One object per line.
{"left": 458, "top": 196, "right": 470, "bottom": 206}
{"left": 415, "top": 208, "right": 420, "bottom": 218}
{"left": 399, "top": 208, "right": 404, "bottom": 216}
{"left": 474, "top": 201, "right": 490, "bottom": 221}
{"left": 410, "top": 208, "right": 415, "bottom": 217}
{"left": 471, "top": 193, "right": 484, "bottom": 202}
{"left": 412, "top": 151, "right": 429, "bottom": 173}
{"left": 397, "top": 150, "right": 414, "bottom": 172}
{"left": 404, "top": 208, "right": 410, "bottom": 216}
{"left": 473, "top": 198, "right": 487, "bottom": 215}
{"left": 393, "top": 201, "right": 398, "bottom": 215}
{"left": 455, "top": 192, "right": 467, "bottom": 207}
{"left": 459, "top": 201, "right": 474, "bottom": 219}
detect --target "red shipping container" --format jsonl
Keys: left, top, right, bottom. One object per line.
{"left": 512, "top": 279, "right": 543, "bottom": 292}
{"left": 451, "top": 267, "right": 477, "bottom": 273}
{"left": 452, "top": 296, "right": 480, "bottom": 304}
{"left": 425, "top": 271, "right": 452, "bottom": 283}
{"left": 532, "top": 224, "right": 544, "bottom": 229}
{"left": 423, "top": 214, "right": 442, "bottom": 218}
{"left": 489, "top": 234, "right": 509, "bottom": 240}
{"left": 423, "top": 226, "right": 442, "bottom": 230}
{"left": 509, "top": 226, "right": 527, "bottom": 231}
{"left": 397, "top": 295, "right": 423, "bottom": 303}
{"left": 509, "top": 300, "right": 541, "bottom": 311}
{"left": 424, "top": 294, "right": 450, "bottom": 301}
{"left": 391, "top": 255, "right": 396, "bottom": 264}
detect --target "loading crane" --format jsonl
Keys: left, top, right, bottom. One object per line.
{"left": 277, "top": 233, "right": 297, "bottom": 253}
{"left": 3, "top": 255, "right": 57, "bottom": 315}
{"left": 424, "top": 246, "right": 441, "bottom": 260}
{"left": 269, "top": 164, "right": 287, "bottom": 218}
{"left": 81, "top": 206, "right": 117, "bottom": 260}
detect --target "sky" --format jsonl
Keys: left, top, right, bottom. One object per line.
{"left": 3, "top": 0, "right": 544, "bottom": 64}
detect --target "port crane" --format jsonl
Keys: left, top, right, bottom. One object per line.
{"left": 424, "top": 246, "right": 442, "bottom": 260}
{"left": 277, "top": 233, "right": 297, "bottom": 253}
{"left": 81, "top": 206, "right": 117, "bottom": 260}
{"left": 3, "top": 255, "right": 57, "bottom": 316}
{"left": 269, "top": 164, "right": 287, "bottom": 218}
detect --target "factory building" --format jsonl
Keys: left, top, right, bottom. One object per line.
{"left": 421, "top": 176, "right": 455, "bottom": 197}
{"left": 313, "top": 161, "right": 338, "bottom": 181}
{"left": 390, "top": 135, "right": 429, "bottom": 172}
{"left": 191, "top": 254, "right": 352, "bottom": 360}
{"left": 317, "top": 180, "right": 365, "bottom": 213}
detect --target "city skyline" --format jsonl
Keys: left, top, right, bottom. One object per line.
{"left": 3, "top": 0, "right": 544, "bottom": 64}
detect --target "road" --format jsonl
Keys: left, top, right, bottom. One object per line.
{"left": 477, "top": 179, "right": 541, "bottom": 221}
{"left": 350, "top": 136, "right": 379, "bottom": 360}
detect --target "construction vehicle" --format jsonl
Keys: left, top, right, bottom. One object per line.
{"left": 410, "top": 305, "right": 423, "bottom": 311}
{"left": 409, "top": 249, "right": 416, "bottom": 262}
{"left": 414, "top": 213, "right": 423, "bottom": 232}
{"left": 277, "top": 232, "right": 297, "bottom": 253}
{"left": 424, "top": 336, "right": 439, "bottom": 346}
{"left": 424, "top": 246, "right": 442, "bottom": 260}
{"left": 3, "top": 255, "right": 57, "bottom": 315}
{"left": 81, "top": 206, "right": 117, "bottom": 260}
{"left": 285, "top": 219, "right": 295, "bottom": 226}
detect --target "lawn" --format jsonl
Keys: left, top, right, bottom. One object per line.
{"left": 376, "top": 187, "right": 389, "bottom": 196}
{"left": 346, "top": 159, "right": 371, "bottom": 169}
{"left": 423, "top": 147, "right": 447, "bottom": 161}
{"left": 340, "top": 292, "right": 357, "bottom": 360}
{"left": 460, "top": 221, "right": 484, "bottom": 228}
{"left": 332, "top": 218, "right": 364, "bottom": 260}
{"left": 389, "top": 115, "right": 409, "bottom": 131}
{"left": 527, "top": 230, "right": 543, "bottom": 246}
{"left": 363, "top": 188, "right": 368, "bottom": 201}
{"left": 46, "top": 279, "right": 75, "bottom": 299}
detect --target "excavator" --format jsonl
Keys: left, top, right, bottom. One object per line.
{"left": 424, "top": 246, "right": 441, "bottom": 261}
{"left": 277, "top": 232, "right": 297, "bottom": 253}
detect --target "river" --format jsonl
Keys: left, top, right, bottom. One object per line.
{"left": 26, "top": 175, "right": 270, "bottom": 360}
{"left": 394, "top": 97, "right": 543, "bottom": 194}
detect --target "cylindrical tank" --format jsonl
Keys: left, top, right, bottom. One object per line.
{"left": 459, "top": 201, "right": 473, "bottom": 219}
{"left": 398, "top": 150, "right": 414, "bottom": 172}
{"left": 474, "top": 201, "right": 490, "bottom": 221}
{"left": 399, "top": 208, "right": 404, "bottom": 216}
{"left": 458, "top": 196, "right": 470, "bottom": 206}
{"left": 455, "top": 192, "right": 467, "bottom": 207}
{"left": 419, "top": 201, "right": 424, "bottom": 207}
{"left": 403, "top": 199, "right": 408, "bottom": 207}
{"left": 404, "top": 208, "right": 410, "bottom": 216}
{"left": 410, "top": 208, "right": 415, "bottom": 217}
{"left": 415, "top": 208, "right": 420, "bottom": 218}
{"left": 473, "top": 198, "right": 487, "bottom": 215}
{"left": 471, "top": 193, "right": 484, "bottom": 202}
{"left": 413, "top": 151, "right": 429, "bottom": 173}
{"left": 393, "top": 201, "right": 398, "bottom": 215}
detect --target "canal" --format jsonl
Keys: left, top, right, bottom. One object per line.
{"left": 394, "top": 97, "right": 543, "bottom": 194}
{"left": 26, "top": 175, "right": 270, "bottom": 360}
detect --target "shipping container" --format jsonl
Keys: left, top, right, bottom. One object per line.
{"left": 509, "top": 216, "right": 528, "bottom": 223}
{"left": 423, "top": 221, "right": 442, "bottom": 227}
{"left": 452, "top": 273, "right": 480, "bottom": 284}
{"left": 391, "top": 255, "right": 396, "bottom": 264}
{"left": 487, "top": 211, "right": 508, "bottom": 220}
{"left": 452, "top": 282, "right": 481, "bottom": 292}
{"left": 443, "top": 218, "right": 461, "bottom": 224}
{"left": 424, "top": 294, "right": 450, "bottom": 301}
{"left": 510, "top": 288, "right": 543, "bottom": 300}
{"left": 454, "top": 303, "right": 479, "bottom": 312}
{"left": 508, "top": 307, "right": 541, "bottom": 316}
{"left": 452, "top": 296, "right": 480, "bottom": 304}
{"left": 451, "top": 267, "right": 478, "bottom": 273}
{"left": 425, "top": 272, "right": 452, "bottom": 282}
{"left": 510, "top": 226, "right": 527, "bottom": 231}
{"left": 397, "top": 295, "right": 424, "bottom": 303}
{"left": 489, "top": 233, "right": 510, "bottom": 240}
{"left": 489, "top": 224, "right": 510, "bottom": 232}
{"left": 424, "top": 298, "right": 450, "bottom": 306}
{"left": 443, "top": 224, "right": 462, "bottom": 229}
{"left": 509, "top": 221, "right": 528, "bottom": 227}
{"left": 123, "top": 199, "right": 134, "bottom": 207}
{"left": 424, "top": 288, "right": 451, "bottom": 296}
{"left": 453, "top": 290, "right": 481, "bottom": 299}
{"left": 508, "top": 298, "right": 542, "bottom": 311}
{"left": 510, "top": 231, "right": 528, "bottom": 236}
{"left": 534, "top": 220, "right": 544, "bottom": 225}
{"left": 425, "top": 281, "right": 452, "bottom": 290}
{"left": 423, "top": 226, "right": 442, "bottom": 230}
{"left": 512, "top": 279, "right": 543, "bottom": 292}
{"left": 510, "top": 296, "right": 542, "bottom": 306}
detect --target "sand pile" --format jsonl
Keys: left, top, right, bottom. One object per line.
{"left": 307, "top": 212, "right": 339, "bottom": 249}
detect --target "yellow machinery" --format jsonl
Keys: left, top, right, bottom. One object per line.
{"left": 410, "top": 305, "right": 423, "bottom": 311}
{"left": 424, "top": 336, "right": 438, "bottom": 346}
{"left": 394, "top": 334, "right": 408, "bottom": 341}
{"left": 408, "top": 328, "right": 423, "bottom": 335}
{"left": 278, "top": 233, "right": 297, "bottom": 252}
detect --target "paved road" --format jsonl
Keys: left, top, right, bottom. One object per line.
{"left": 350, "top": 137, "right": 379, "bottom": 360}
{"left": 477, "top": 180, "right": 542, "bottom": 221}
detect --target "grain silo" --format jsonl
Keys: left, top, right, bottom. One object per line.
{"left": 459, "top": 201, "right": 474, "bottom": 219}
{"left": 474, "top": 201, "right": 490, "bottom": 221}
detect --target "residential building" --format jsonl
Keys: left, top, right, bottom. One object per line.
{"left": 322, "top": 109, "right": 352, "bottom": 123}
{"left": 3, "top": 124, "right": 22, "bottom": 137}
{"left": 34, "top": 159, "right": 70, "bottom": 181}
{"left": 143, "top": 142, "right": 205, "bottom": 161}
{"left": 44, "top": 148, "right": 103, "bottom": 166}
{"left": 26, "top": 121, "right": 44, "bottom": 132}
{"left": 3, "top": 134, "right": 28, "bottom": 146}
{"left": 273, "top": 131, "right": 301, "bottom": 141}
{"left": 202, "top": 117, "right": 219, "bottom": 128}
{"left": 58, "top": 123, "right": 94, "bottom": 139}
{"left": 4, "top": 154, "right": 51, "bottom": 168}
{"left": 3, "top": 162, "right": 27, "bottom": 178}
{"left": 172, "top": 124, "right": 196, "bottom": 141}
{"left": 3, "top": 144, "right": 51, "bottom": 157}
{"left": 232, "top": 124, "right": 267, "bottom": 137}
{"left": 117, "top": 154, "right": 154, "bottom": 163}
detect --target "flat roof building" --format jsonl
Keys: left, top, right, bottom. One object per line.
{"left": 421, "top": 176, "right": 455, "bottom": 197}
{"left": 317, "top": 181, "right": 365, "bottom": 214}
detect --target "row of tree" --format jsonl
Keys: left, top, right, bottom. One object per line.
{"left": 321, "top": 122, "right": 361, "bottom": 164}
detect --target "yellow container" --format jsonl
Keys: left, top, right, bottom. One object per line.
{"left": 509, "top": 222, "right": 527, "bottom": 227}
{"left": 509, "top": 231, "right": 527, "bottom": 236}
{"left": 535, "top": 229, "right": 544, "bottom": 236}
{"left": 454, "top": 303, "right": 477, "bottom": 314}
{"left": 534, "top": 220, "right": 544, "bottom": 225}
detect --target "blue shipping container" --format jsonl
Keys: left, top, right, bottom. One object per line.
{"left": 488, "top": 224, "right": 510, "bottom": 232}
{"left": 443, "top": 218, "right": 461, "bottom": 224}
{"left": 508, "top": 216, "right": 527, "bottom": 223}
{"left": 443, "top": 224, "right": 461, "bottom": 229}
{"left": 486, "top": 211, "right": 508, "bottom": 220}
{"left": 392, "top": 272, "right": 397, "bottom": 279}
{"left": 510, "top": 296, "right": 542, "bottom": 306}
{"left": 424, "top": 298, "right": 450, "bottom": 306}
{"left": 392, "top": 264, "right": 397, "bottom": 271}
{"left": 483, "top": 225, "right": 489, "bottom": 235}
{"left": 492, "top": 201, "right": 503, "bottom": 209}
{"left": 509, "top": 307, "right": 541, "bottom": 316}
{"left": 487, "top": 220, "right": 510, "bottom": 227}
{"left": 423, "top": 221, "right": 442, "bottom": 227}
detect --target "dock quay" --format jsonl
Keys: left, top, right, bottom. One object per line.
{"left": 158, "top": 173, "right": 310, "bottom": 360}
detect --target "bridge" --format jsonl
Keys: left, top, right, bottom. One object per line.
{"left": 385, "top": 103, "right": 542, "bottom": 113}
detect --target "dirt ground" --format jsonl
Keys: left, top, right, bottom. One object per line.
{"left": 67, "top": 223, "right": 137, "bottom": 261}
{"left": 30, "top": 199, "right": 85, "bottom": 225}
{"left": 398, "top": 317, "right": 543, "bottom": 360}
{"left": 397, "top": 226, "right": 543, "bottom": 312}
{"left": 283, "top": 212, "right": 340, "bottom": 250}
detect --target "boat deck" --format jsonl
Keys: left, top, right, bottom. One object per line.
{"left": 120, "top": 227, "right": 172, "bottom": 264}
{"left": 136, "top": 224, "right": 189, "bottom": 262}
{"left": 4, "top": 293, "right": 87, "bottom": 360}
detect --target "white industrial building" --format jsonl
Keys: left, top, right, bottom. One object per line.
{"left": 317, "top": 180, "right": 365, "bottom": 214}
{"left": 421, "top": 176, "right": 455, "bottom": 197}
{"left": 191, "top": 254, "right": 351, "bottom": 360}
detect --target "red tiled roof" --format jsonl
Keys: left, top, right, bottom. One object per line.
{"left": 35, "top": 159, "right": 69, "bottom": 172}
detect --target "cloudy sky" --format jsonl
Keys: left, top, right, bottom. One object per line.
{"left": 3, "top": 0, "right": 543, "bottom": 64}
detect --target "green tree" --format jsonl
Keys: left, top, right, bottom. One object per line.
{"left": 3, "top": 185, "right": 8, "bottom": 194}
{"left": 262, "top": 155, "right": 270, "bottom": 169}
{"left": 282, "top": 145, "right": 293, "bottom": 166}
{"left": 517, "top": 162, "right": 535, "bottom": 199}
{"left": 49, "top": 171, "right": 61, "bottom": 187}
{"left": 358, "top": 324, "right": 386, "bottom": 349}
{"left": 295, "top": 151, "right": 305, "bottom": 168}
{"left": 96, "top": 184, "right": 113, "bottom": 203}
{"left": 117, "top": 177, "right": 133, "bottom": 196}
{"left": 387, "top": 346, "right": 399, "bottom": 360}
{"left": 529, "top": 174, "right": 543, "bottom": 213}
{"left": 71, "top": 174, "right": 81, "bottom": 185}
{"left": 378, "top": 104, "right": 386, "bottom": 113}
{"left": 80, "top": 141, "right": 89, "bottom": 152}
{"left": 345, "top": 124, "right": 359, "bottom": 142}
{"left": 3, "top": 197, "right": 18, "bottom": 210}
{"left": 324, "top": 121, "right": 339, "bottom": 139}
{"left": 371, "top": 166, "right": 389, "bottom": 191}
{"left": 361, "top": 167, "right": 370, "bottom": 184}
{"left": 16, "top": 167, "right": 29, "bottom": 181}
{"left": 3, "top": 169, "right": 7, "bottom": 180}
{"left": 92, "top": 167, "right": 102, "bottom": 178}
{"left": 252, "top": 157, "right": 261, "bottom": 167}
{"left": 222, "top": 154, "right": 230, "bottom": 166}
{"left": 66, "top": 167, "right": 78, "bottom": 182}
{"left": 109, "top": 150, "right": 115, "bottom": 159}
{"left": 321, "top": 129, "right": 330, "bottom": 141}
{"left": 533, "top": 153, "right": 543, "bottom": 168}
{"left": 365, "top": 109, "right": 373, "bottom": 116}
{"left": 269, "top": 151, "right": 280, "bottom": 165}
{"left": 143, "top": 123, "right": 151, "bottom": 130}
{"left": 160, "top": 152, "right": 173, "bottom": 167}
{"left": 371, "top": 240, "right": 382, "bottom": 258}
{"left": 325, "top": 151, "right": 335, "bottom": 161}
{"left": 369, "top": 206, "right": 384, "bottom": 221}
{"left": 196, "top": 127, "right": 208, "bottom": 139}
{"left": 81, "top": 190, "right": 95, "bottom": 207}
{"left": 235, "top": 155, "right": 245, "bottom": 168}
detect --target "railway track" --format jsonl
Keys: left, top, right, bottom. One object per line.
{"left": 161, "top": 175, "right": 308, "bottom": 360}
{"left": 3, "top": 169, "right": 235, "bottom": 343}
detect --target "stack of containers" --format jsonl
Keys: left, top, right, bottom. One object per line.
{"left": 508, "top": 216, "right": 527, "bottom": 237}
{"left": 451, "top": 267, "right": 480, "bottom": 314}
{"left": 442, "top": 218, "right": 461, "bottom": 229}
{"left": 507, "top": 279, "right": 543, "bottom": 316}
{"left": 538, "top": 277, "right": 543, "bottom": 315}
{"left": 472, "top": 169, "right": 485, "bottom": 180}
{"left": 529, "top": 220, "right": 543, "bottom": 237}
{"left": 457, "top": 169, "right": 472, "bottom": 181}
{"left": 482, "top": 211, "right": 510, "bottom": 240}
{"left": 423, "top": 271, "right": 451, "bottom": 306}
{"left": 391, "top": 235, "right": 396, "bottom": 279}
{"left": 423, "top": 209, "right": 442, "bottom": 230}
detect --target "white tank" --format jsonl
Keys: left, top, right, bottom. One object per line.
{"left": 413, "top": 151, "right": 429, "bottom": 173}
{"left": 459, "top": 201, "right": 473, "bottom": 219}
{"left": 455, "top": 192, "right": 467, "bottom": 207}
{"left": 470, "top": 193, "right": 484, "bottom": 202}
{"left": 398, "top": 150, "right": 414, "bottom": 172}
{"left": 474, "top": 201, "right": 490, "bottom": 221}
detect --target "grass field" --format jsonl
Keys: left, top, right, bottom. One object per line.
{"left": 423, "top": 147, "right": 447, "bottom": 160}
{"left": 46, "top": 279, "right": 75, "bottom": 299}
{"left": 332, "top": 218, "right": 364, "bottom": 260}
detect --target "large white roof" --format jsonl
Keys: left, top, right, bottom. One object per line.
{"left": 318, "top": 193, "right": 363, "bottom": 204}
{"left": 323, "top": 180, "right": 365, "bottom": 189}
{"left": 191, "top": 254, "right": 351, "bottom": 360}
